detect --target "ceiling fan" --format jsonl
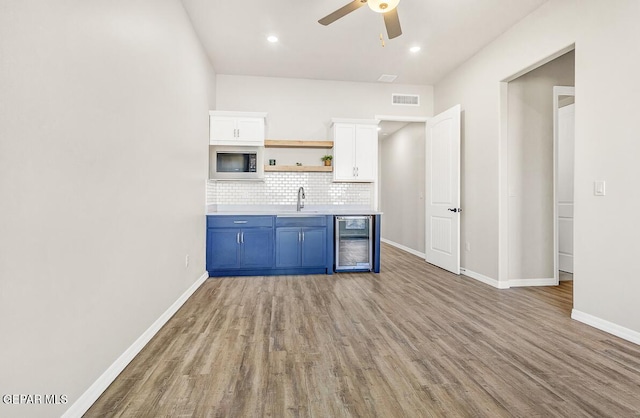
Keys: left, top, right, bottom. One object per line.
{"left": 318, "top": 0, "right": 402, "bottom": 40}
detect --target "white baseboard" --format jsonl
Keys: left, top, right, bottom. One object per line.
{"left": 62, "top": 271, "right": 209, "bottom": 418}
{"left": 508, "top": 277, "right": 557, "bottom": 287}
{"left": 381, "top": 238, "right": 426, "bottom": 259}
{"left": 571, "top": 309, "right": 640, "bottom": 346}
{"left": 459, "top": 269, "right": 559, "bottom": 290}
{"left": 460, "top": 268, "right": 509, "bottom": 289}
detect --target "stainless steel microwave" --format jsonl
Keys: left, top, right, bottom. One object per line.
{"left": 209, "top": 146, "right": 264, "bottom": 180}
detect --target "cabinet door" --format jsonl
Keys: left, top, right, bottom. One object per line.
{"left": 301, "top": 228, "right": 327, "bottom": 267}
{"left": 333, "top": 124, "right": 357, "bottom": 181}
{"left": 207, "top": 228, "right": 240, "bottom": 269}
{"left": 275, "top": 228, "right": 301, "bottom": 267}
{"left": 241, "top": 228, "right": 273, "bottom": 268}
{"left": 354, "top": 124, "right": 378, "bottom": 181}
{"left": 236, "top": 118, "right": 264, "bottom": 144}
{"left": 210, "top": 116, "right": 237, "bottom": 144}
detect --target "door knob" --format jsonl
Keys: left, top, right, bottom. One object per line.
{"left": 448, "top": 208, "right": 462, "bottom": 213}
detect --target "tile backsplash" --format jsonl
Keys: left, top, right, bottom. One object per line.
{"left": 207, "top": 172, "right": 373, "bottom": 206}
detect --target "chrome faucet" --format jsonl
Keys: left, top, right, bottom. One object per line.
{"left": 297, "top": 187, "right": 306, "bottom": 211}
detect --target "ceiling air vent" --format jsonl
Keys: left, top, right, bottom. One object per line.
{"left": 377, "top": 74, "right": 398, "bottom": 83}
{"left": 392, "top": 94, "right": 420, "bottom": 106}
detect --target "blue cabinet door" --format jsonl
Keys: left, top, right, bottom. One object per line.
{"left": 301, "top": 228, "right": 327, "bottom": 267}
{"left": 241, "top": 228, "right": 274, "bottom": 268}
{"left": 275, "top": 228, "right": 301, "bottom": 267}
{"left": 276, "top": 227, "right": 327, "bottom": 268}
{"left": 207, "top": 228, "right": 240, "bottom": 269}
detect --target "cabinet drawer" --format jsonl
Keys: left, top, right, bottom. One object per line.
{"left": 275, "top": 216, "right": 327, "bottom": 227}
{"left": 207, "top": 216, "right": 273, "bottom": 228}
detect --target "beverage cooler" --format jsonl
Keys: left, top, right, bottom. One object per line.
{"left": 335, "top": 216, "right": 373, "bottom": 272}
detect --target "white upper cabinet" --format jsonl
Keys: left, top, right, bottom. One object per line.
{"left": 332, "top": 119, "right": 379, "bottom": 182}
{"left": 209, "top": 111, "right": 267, "bottom": 146}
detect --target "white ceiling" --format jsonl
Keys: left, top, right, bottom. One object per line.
{"left": 378, "top": 120, "right": 409, "bottom": 139}
{"left": 181, "top": 0, "right": 546, "bottom": 85}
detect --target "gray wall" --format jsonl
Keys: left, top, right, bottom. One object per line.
{"left": 0, "top": 1, "right": 215, "bottom": 416}
{"left": 379, "top": 123, "right": 426, "bottom": 253}
{"left": 216, "top": 75, "right": 434, "bottom": 140}
{"left": 435, "top": 0, "right": 640, "bottom": 335}
{"left": 508, "top": 51, "right": 575, "bottom": 280}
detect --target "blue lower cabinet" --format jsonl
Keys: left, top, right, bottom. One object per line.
{"left": 206, "top": 227, "right": 273, "bottom": 271}
{"left": 301, "top": 228, "right": 326, "bottom": 267}
{"left": 275, "top": 228, "right": 301, "bottom": 267}
{"left": 206, "top": 215, "right": 335, "bottom": 276}
{"left": 207, "top": 229, "right": 241, "bottom": 269}
{"left": 275, "top": 227, "right": 326, "bottom": 268}
{"left": 241, "top": 228, "right": 273, "bottom": 268}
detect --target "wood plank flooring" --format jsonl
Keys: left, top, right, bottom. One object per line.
{"left": 86, "top": 244, "right": 640, "bottom": 417}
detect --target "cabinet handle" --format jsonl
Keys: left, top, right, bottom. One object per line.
{"left": 298, "top": 231, "right": 301, "bottom": 242}
{"left": 241, "top": 232, "right": 244, "bottom": 243}
{"left": 233, "top": 220, "right": 248, "bottom": 224}
{"left": 302, "top": 231, "right": 305, "bottom": 242}
{"left": 236, "top": 232, "right": 240, "bottom": 244}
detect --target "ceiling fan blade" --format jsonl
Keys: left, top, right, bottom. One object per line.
{"left": 318, "top": 0, "right": 367, "bottom": 26}
{"left": 383, "top": 8, "right": 402, "bottom": 39}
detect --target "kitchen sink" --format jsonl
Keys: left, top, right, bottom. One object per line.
{"left": 277, "top": 210, "right": 320, "bottom": 216}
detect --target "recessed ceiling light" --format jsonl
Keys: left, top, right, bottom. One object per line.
{"left": 377, "top": 127, "right": 382, "bottom": 131}
{"left": 410, "top": 46, "right": 421, "bottom": 53}
{"left": 267, "top": 35, "right": 278, "bottom": 43}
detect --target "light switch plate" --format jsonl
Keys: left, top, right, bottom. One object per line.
{"left": 594, "top": 181, "right": 606, "bottom": 196}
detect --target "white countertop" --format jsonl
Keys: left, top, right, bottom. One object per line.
{"left": 206, "top": 204, "right": 382, "bottom": 216}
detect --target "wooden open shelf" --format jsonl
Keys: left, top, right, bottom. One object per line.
{"left": 264, "top": 165, "right": 333, "bottom": 173}
{"left": 264, "top": 140, "right": 333, "bottom": 149}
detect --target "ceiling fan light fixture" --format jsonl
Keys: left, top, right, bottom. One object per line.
{"left": 367, "top": 0, "right": 400, "bottom": 13}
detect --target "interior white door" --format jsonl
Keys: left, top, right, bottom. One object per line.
{"left": 425, "top": 105, "right": 461, "bottom": 274}
{"left": 557, "top": 103, "right": 575, "bottom": 273}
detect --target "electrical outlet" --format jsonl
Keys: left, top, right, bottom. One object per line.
{"left": 185, "top": 255, "right": 189, "bottom": 268}
{"left": 465, "top": 242, "right": 471, "bottom": 252}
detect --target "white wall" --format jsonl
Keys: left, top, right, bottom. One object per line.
{"left": 216, "top": 75, "right": 433, "bottom": 140}
{"left": 571, "top": 0, "right": 640, "bottom": 335}
{"left": 379, "top": 123, "right": 426, "bottom": 253}
{"left": 508, "top": 51, "right": 575, "bottom": 281}
{"left": 435, "top": 0, "right": 640, "bottom": 336}
{"left": 435, "top": 0, "right": 578, "bottom": 282}
{"left": 0, "top": 1, "right": 215, "bottom": 417}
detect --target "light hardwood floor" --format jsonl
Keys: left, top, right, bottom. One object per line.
{"left": 86, "top": 244, "right": 640, "bottom": 417}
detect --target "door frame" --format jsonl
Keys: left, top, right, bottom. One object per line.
{"left": 497, "top": 45, "right": 575, "bottom": 287}
{"left": 374, "top": 114, "right": 429, "bottom": 258}
{"left": 553, "top": 86, "right": 576, "bottom": 283}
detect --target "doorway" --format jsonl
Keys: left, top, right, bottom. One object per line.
{"left": 376, "top": 106, "right": 462, "bottom": 275}
{"left": 376, "top": 116, "right": 428, "bottom": 258}
{"left": 499, "top": 49, "right": 575, "bottom": 288}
